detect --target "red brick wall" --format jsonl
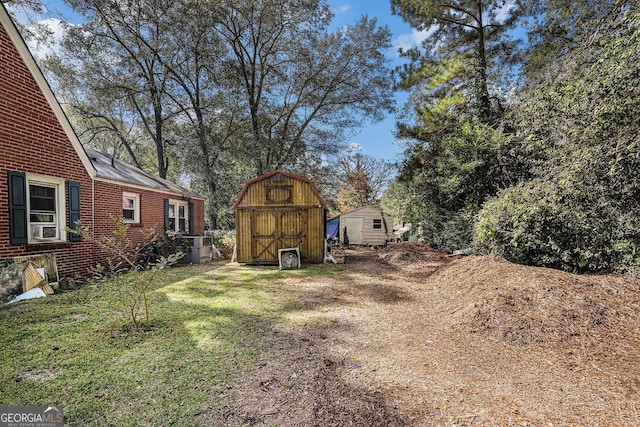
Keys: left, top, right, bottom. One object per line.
{"left": 92, "top": 181, "right": 206, "bottom": 257}
{"left": 1, "top": 21, "right": 206, "bottom": 279}
{"left": 191, "top": 198, "right": 205, "bottom": 235}
{"left": 0, "top": 22, "right": 95, "bottom": 279}
{"left": 94, "top": 182, "right": 163, "bottom": 248}
{"left": 94, "top": 181, "right": 204, "bottom": 237}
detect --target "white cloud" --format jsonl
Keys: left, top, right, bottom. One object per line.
{"left": 392, "top": 28, "right": 433, "bottom": 53}
{"left": 334, "top": 4, "right": 351, "bottom": 14}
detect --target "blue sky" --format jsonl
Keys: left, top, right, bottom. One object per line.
{"left": 13, "top": 0, "right": 422, "bottom": 163}
{"left": 327, "top": 1, "right": 421, "bottom": 162}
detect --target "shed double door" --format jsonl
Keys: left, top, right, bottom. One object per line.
{"left": 251, "top": 208, "right": 307, "bottom": 263}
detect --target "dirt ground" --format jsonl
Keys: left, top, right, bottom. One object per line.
{"left": 211, "top": 243, "right": 640, "bottom": 426}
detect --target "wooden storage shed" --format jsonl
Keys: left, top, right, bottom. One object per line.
{"left": 233, "top": 170, "right": 327, "bottom": 264}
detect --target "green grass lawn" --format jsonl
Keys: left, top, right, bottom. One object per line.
{"left": 0, "top": 261, "right": 342, "bottom": 426}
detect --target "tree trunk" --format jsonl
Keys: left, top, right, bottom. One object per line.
{"left": 475, "top": 0, "right": 492, "bottom": 124}
{"left": 207, "top": 178, "right": 218, "bottom": 230}
{"left": 155, "top": 108, "right": 167, "bottom": 179}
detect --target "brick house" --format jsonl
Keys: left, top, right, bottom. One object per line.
{"left": 0, "top": 4, "right": 205, "bottom": 280}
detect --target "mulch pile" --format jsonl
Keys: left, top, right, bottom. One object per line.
{"left": 208, "top": 247, "right": 640, "bottom": 425}
{"left": 433, "top": 255, "right": 640, "bottom": 348}
{"left": 378, "top": 242, "right": 445, "bottom": 264}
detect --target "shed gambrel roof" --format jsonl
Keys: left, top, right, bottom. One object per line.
{"left": 232, "top": 169, "right": 327, "bottom": 209}
{"left": 86, "top": 148, "right": 205, "bottom": 200}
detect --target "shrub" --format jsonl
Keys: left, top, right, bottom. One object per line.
{"left": 207, "top": 229, "right": 236, "bottom": 258}
{"left": 474, "top": 179, "right": 640, "bottom": 272}
{"left": 80, "top": 217, "right": 183, "bottom": 330}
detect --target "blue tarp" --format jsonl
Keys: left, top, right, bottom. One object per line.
{"left": 326, "top": 218, "right": 339, "bottom": 239}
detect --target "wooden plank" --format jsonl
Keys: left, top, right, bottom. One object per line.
{"left": 20, "top": 261, "right": 45, "bottom": 292}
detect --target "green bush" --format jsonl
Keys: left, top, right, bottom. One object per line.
{"left": 422, "top": 208, "right": 476, "bottom": 253}
{"left": 207, "top": 229, "right": 236, "bottom": 258}
{"left": 474, "top": 179, "right": 640, "bottom": 272}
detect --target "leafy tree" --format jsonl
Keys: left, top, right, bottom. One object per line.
{"left": 154, "top": 1, "right": 248, "bottom": 229}
{"left": 523, "top": 0, "right": 629, "bottom": 85}
{"left": 2, "top": 0, "right": 42, "bottom": 11}
{"left": 388, "top": 0, "right": 528, "bottom": 251}
{"left": 289, "top": 152, "right": 341, "bottom": 214}
{"left": 215, "top": 0, "right": 396, "bottom": 176}
{"left": 391, "top": 0, "right": 524, "bottom": 123}
{"left": 335, "top": 152, "right": 395, "bottom": 210}
{"left": 381, "top": 168, "right": 437, "bottom": 238}
{"left": 43, "top": 57, "right": 152, "bottom": 170}
{"left": 2, "top": 0, "right": 46, "bottom": 38}
{"left": 45, "top": 0, "right": 182, "bottom": 178}
{"left": 33, "top": 0, "right": 395, "bottom": 228}
{"left": 475, "top": 6, "right": 640, "bottom": 272}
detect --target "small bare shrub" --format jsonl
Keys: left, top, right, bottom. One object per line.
{"left": 77, "top": 217, "right": 183, "bottom": 330}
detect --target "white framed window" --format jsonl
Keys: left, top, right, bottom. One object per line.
{"left": 178, "top": 205, "right": 187, "bottom": 233}
{"left": 26, "top": 174, "right": 66, "bottom": 242}
{"left": 167, "top": 199, "right": 188, "bottom": 233}
{"left": 122, "top": 192, "right": 140, "bottom": 223}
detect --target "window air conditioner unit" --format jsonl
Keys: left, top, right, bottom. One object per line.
{"left": 32, "top": 225, "right": 57, "bottom": 239}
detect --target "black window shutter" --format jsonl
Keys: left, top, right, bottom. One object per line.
{"left": 8, "top": 172, "right": 27, "bottom": 244}
{"left": 163, "top": 198, "right": 169, "bottom": 231}
{"left": 188, "top": 202, "right": 194, "bottom": 235}
{"left": 68, "top": 181, "right": 81, "bottom": 242}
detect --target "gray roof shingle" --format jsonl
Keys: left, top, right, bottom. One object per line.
{"left": 85, "top": 148, "right": 204, "bottom": 200}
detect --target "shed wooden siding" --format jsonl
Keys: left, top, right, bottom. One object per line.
{"left": 234, "top": 170, "right": 326, "bottom": 264}
{"left": 340, "top": 206, "right": 394, "bottom": 246}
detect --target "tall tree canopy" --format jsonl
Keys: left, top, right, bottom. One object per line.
{"left": 215, "top": 0, "right": 395, "bottom": 176}
{"left": 475, "top": 4, "right": 640, "bottom": 271}
{"left": 387, "top": 0, "right": 526, "bottom": 251}
{"left": 391, "top": 0, "right": 524, "bottom": 124}
{"left": 388, "top": 0, "right": 640, "bottom": 272}
{"left": 31, "top": 0, "right": 395, "bottom": 227}
{"left": 46, "top": 0, "right": 182, "bottom": 178}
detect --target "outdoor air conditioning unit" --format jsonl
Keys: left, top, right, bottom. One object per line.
{"left": 180, "top": 236, "right": 214, "bottom": 264}
{"left": 32, "top": 225, "right": 57, "bottom": 240}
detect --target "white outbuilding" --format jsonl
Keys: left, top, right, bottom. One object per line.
{"left": 338, "top": 206, "right": 394, "bottom": 246}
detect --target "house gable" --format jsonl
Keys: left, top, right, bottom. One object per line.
{"left": 1, "top": 4, "right": 207, "bottom": 283}
{"left": 0, "top": 4, "right": 95, "bottom": 178}
{"left": 1, "top": 4, "right": 97, "bottom": 280}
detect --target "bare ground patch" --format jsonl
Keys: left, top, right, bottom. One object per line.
{"left": 17, "top": 368, "right": 64, "bottom": 382}
{"left": 209, "top": 245, "right": 640, "bottom": 425}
